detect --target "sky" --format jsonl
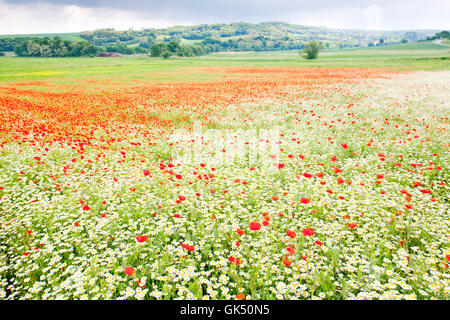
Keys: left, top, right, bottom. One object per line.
{"left": 0, "top": 0, "right": 449, "bottom": 35}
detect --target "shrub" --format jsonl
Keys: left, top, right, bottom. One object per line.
{"left": 301, "top": 41, "right": 323, "bottom": 60}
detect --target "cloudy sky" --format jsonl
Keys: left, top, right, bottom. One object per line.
{"left": 0, "top": 0, "right": 449, "bottom": 34}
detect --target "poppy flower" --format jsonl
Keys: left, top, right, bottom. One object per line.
{"left": 286, "top": 229, "right": 297, "bottom": 238}
{"left": 283, "top": 256, "right": 292, "bottom": 267}
{"left": 300, "top": 197, "right": 310, "bottom": 204}
{"left": 136, "top": 235, "right": 148, "bottom": 243}
{"left": 302, "top": 228, "right": 315, "bottom": 236}
{"left": 124, "top": 267, "right": 135, "bottom": 276}
{"left": 250, "top": 221, "right": 261, "bottom": 231}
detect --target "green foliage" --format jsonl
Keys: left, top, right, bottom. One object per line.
{"left": 14, "top": 39, "right": 99, "bottom": 57}
{"left": 150, "top": 43, "right": 165, "bottom": 57}
{"left": 133, "top": 47, "right": 148, "bottom": 54}
{"left": 2, "top": 23, "right": 442, "bottom": 54}
{"left": 105, "top": 44, "right": 133, "bottom": 54}
{"left": 73, "top": 22, "right": 439, "bottom": 53}
{"left": 425, "top": 30, "right": 450, "bottom": 41}
{"left": 104, "top": 44, "right": 144, "bottom": 55}
{"left": 0, "top": 52, "right": 4, "bottom": 57}
{"left": 301, "top": 41, "right": 323, "bottom": 60}
{"left": 150, "top": 42, "right": 210, "bottom": 58}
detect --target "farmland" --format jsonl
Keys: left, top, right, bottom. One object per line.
{"left": 0, "top": 46, "right": 449, "bottom": 300}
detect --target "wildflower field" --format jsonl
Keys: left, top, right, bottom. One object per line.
{"left": 0, "top": 49, "right": 449, "bottom": 300}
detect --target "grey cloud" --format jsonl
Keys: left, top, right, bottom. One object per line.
{"left": 2, "top": 0, "right": 449, "bottom": 30}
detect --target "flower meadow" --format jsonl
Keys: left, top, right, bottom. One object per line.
{"left": 0, "top": 67, "right": 448, "bottom": 300}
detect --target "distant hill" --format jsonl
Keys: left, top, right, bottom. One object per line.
{"left": 0, "top": 21, "right": 441, "bottom": 53}
{"left": 77, "top": 21, "right": 440, "bottom": 51}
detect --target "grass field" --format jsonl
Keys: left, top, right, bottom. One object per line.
{"left": 0, "top": 44, "right": 449, "bottom": 300}
{"left": 0, "top": 42, "right": 449, "bottom": 83}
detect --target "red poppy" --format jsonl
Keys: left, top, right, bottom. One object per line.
{"left": 287, "top": 246, "right": 295, "bottom": 255}
{"left": 136, "top": 235, "right": 148, "bottom": 243}
{"left": 286, "top": 229, "right": 297, "bottom": 238}
{"left": 250, "top": 221, "right": 261, "bottom": 230}
{"left": 124, "top": 267, "right": 135, "bottom": 276}
{"left": 300, "top": 197, "right": 310, "bottom": 204}
{"left": 283, "top": 256, "right": 292, "bottom": 267}
{"left": 302, "top": 228, "right": 315, "bottom": 236}
{"left": 143, "top": 169, "right": 151, "bottom": 176}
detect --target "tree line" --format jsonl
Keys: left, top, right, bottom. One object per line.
{"left": 149, "top": 42, "right": 210, "bottom": 58}
{"left": 13, "top": 38, "right": 99, "bottom": 57}
{"left": 424, "top": 30, "right": 450, "bottom": 41}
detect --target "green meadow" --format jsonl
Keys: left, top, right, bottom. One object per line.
{"left": 1, "top": 41, "right": 449, "bottom": 83}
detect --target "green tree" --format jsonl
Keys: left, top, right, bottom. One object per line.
{"left": 150, "top": 43, "right": 167, "bottom": 57}
{"left": 162, "top": 51, "right": 171, "bottom": 59}
{"left": 301, "top": 41, "right": 323, "bottom": 60}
